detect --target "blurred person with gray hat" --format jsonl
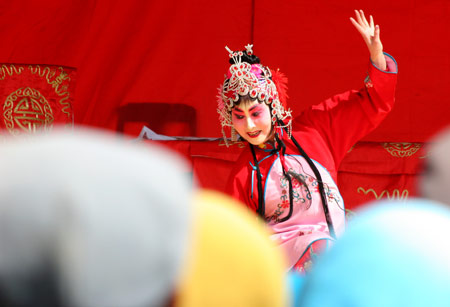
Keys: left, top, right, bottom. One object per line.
{"left": 0, "top": 128, "right": 193, "bottom": 307}
{"left": 419, "top": 126, "right": 450, "bottom": 205}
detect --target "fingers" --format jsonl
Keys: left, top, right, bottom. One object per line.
{"left": 354, "top": 9, "right": 374, "bottom": 28}
{"left": 354, "top": 10, "right": 364, "bottom": 26}
{"left": 350, "top": 17, "right": 370, "bottom": 44}
{"left": 374, "top": 24, "right": 381, "bottom": 41}
{"left": 359, "top": 10, "right": 369, "bottom": 27}
{"left": 350, "top": 17, "right": 365, "bottom": 33}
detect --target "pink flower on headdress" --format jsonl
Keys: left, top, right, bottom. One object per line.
{"left": 226, "top": 63, "right": 263, "bottom": 79}
{"left": 250, "top": 64, "right": 263, "bottom": 78}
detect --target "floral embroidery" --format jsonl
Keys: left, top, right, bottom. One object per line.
{"left": 280, "top": 199, "right": 290, "bottom": 209}
{"left": 268, "top": 169, "right": 314, "bottom": 222}
{"left": 324, "top": 184, "right": 342, "bottom": 208}
{"left": 266, "top": 160, "right": 343, "bottom": 223}
{"left": 267, "top": 201, "right": 289, "bottom": 222}
{"left": 364, "top": 75, "right": 374, "bottom": 88}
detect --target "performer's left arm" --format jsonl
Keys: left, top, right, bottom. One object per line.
{"left": 294, "top": 10, "right": 398, "bottom": 166}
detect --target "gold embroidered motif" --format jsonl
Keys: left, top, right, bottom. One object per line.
{"left": 28, "top": 65, "right": 72, "bottom": 117}
{"left": 0, "top": 64, "right": 24, "bottom": 80}
{"left": 3, "top": 87, "right": 54, "bottom": 135}
{"left": 382, "top": 142, "right": 422, "bottom": 157}
{"left": 218, "top": 139, "right": 246, "bottom": 148}
{"left": 357, "top": 187, "right": 409, "bottom": 201}
{"left": 1, "top": 64, "right": 74, "bottom": 135}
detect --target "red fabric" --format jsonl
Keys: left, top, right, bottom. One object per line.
{"left": 338, "top": 141, "right": 424, "bottom": 211}
{"left": 0, "top": 1, "right": 448, "bottom": 141}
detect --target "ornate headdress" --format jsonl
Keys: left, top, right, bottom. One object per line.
{"left": 217, "top": 44, "right": 292, "bottom": 145}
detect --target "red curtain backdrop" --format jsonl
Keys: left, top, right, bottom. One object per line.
{"left": 0, "top": 1, "right": 448, "bottom": 207}
{"left": 1, "top": 0, "right": 449, "bottom": 140}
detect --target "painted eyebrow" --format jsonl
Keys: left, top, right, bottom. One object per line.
{"left": 249, "top": 105, "right": 261, "bottom": 112}
{"left": 233, "top": 105, "right": 261, "bottom": 113}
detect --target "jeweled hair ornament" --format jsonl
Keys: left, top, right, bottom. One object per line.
{"left": 217, "top": 44, "right": 292, "bottom": 146}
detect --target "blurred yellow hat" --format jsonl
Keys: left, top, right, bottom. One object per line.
{"left": 176, "top": 190, "right": 288, "bottom": 307}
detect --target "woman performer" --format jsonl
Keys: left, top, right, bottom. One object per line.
{"left": 217, "top": 10, "right": 398, "bottom": 273}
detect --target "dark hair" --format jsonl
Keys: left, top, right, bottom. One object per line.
{"left": 229, "top": 50, "right": 261, "bottom": 65}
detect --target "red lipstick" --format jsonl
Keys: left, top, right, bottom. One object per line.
{"left": 247, "top": 131, "right": 261, "bottom": 138}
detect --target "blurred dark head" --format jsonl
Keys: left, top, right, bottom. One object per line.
{"left": 0, "top": 128, "right": 193, "bottom": 307}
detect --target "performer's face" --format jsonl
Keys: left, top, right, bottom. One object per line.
{"left": 231, "top": 99, "right": 273, "bottom": 145}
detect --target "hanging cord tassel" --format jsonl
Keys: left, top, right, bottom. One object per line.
{"left": 274, "top": 133, "right": 294, "bottom": 222}
{"left": 277, "top": 120, "right": 337, "bottom": 239}
{"left": 287, "top": 170, "right": 312, "bottom": 209}
{"left": 250, "top": 145, "right": 266, "bottom": 218}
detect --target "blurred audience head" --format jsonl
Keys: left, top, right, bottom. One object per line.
{"left": 420, "top": 127, "right": 450, "bottom": 205}
{"left": 298, "top": 198, "right": 450, "bottom": 307}
{"left": 175, "top": 190, "right": 288, "bottom": 307}
{"left": 0, "top": 128, "right": 193, "bottom": 307}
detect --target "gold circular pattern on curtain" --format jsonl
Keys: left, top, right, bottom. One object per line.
{"left": 3, "top": 87, "right": 54, "bottom": 135}
{"left": 382, "top": 142, "right": 422, "bottom": 157}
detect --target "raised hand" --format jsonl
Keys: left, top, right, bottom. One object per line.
{"left": 350, "top": 10, "right": 386, "bottom": 70}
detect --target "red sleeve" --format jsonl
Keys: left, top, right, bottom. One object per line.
{"left": 294, "top": 52, "right": 398, "bottom": 166}
{"left": 225, "top": 149, "right": 258, "bottom": 213}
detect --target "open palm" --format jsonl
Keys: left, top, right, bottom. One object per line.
{"left": 350, "top": 10, "right": 386, "bottom": 69}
